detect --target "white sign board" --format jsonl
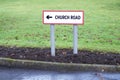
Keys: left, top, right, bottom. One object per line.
{"left": 42, "top": 10, "right": 84, "bottom": 25}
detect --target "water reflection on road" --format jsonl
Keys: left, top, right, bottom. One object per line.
{"left": 0, "top": 67, "right": 119, "bottom": 80}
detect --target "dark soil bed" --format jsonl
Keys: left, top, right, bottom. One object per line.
{"left": 0, "top": 46, "right": 120, "bottom": 65}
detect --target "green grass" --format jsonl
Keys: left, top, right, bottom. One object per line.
{"left": 0, "top": 0, "right": 120, "bottom": 53}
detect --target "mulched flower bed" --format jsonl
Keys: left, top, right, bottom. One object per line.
{"left": 0, "top": 46, "right": 120, "bottom": 65}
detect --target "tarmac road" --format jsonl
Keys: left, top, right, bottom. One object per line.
{"left": 0, "top": 67, "right": 120, "bottom": 80}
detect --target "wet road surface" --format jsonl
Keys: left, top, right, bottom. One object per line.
{"left": 0, "top": 67, "right": 120, "bottom": 80}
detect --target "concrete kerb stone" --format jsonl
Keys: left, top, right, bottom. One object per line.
{"left": 0, "top": 57, "right": 119, "bottom": 72}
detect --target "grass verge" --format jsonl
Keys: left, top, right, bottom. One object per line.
{"left": 0, "top": 0, "right": 120, "bottom": 53}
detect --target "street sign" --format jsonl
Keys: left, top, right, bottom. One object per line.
{"left": 42, "top": 10, "right": 84, "bottom": 56}
{"left": 42, "top": 10, "right": 84, "bottom": 25}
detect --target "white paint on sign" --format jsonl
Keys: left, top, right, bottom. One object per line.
{"left": 42, "top": 10, "right": 84, "bottom": 25}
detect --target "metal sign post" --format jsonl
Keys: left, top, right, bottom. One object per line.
{"left": 50, "top": 24, "right": 55, "bottom": 56}
{"left": 73, "top": 25, "right": 78, "bottom": 54}
{"left": 42, "top": 10, "right": 84, "bottom": 56}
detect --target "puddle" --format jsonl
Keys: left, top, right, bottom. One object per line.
{"left": 0, "top": 67, "right": 119, "bottom": 80}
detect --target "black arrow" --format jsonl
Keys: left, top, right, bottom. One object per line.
{"left": 46, "top": 15, "right": 52, "bottom": 19}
